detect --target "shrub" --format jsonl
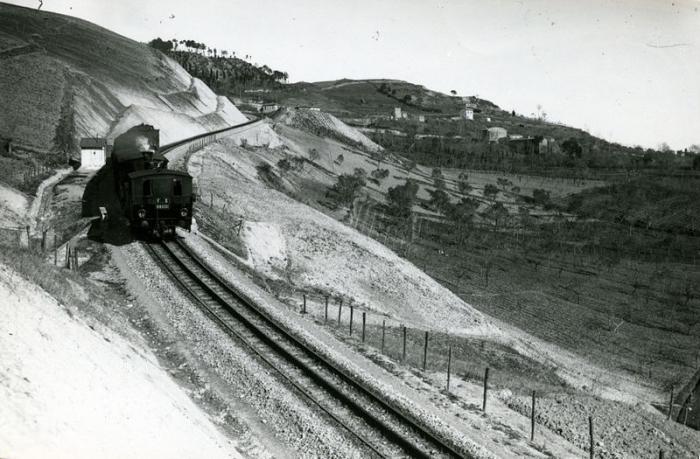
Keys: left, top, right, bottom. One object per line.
{"left": 327, "top": 173, "right": 366, "bottom": 206}
{"left": 387, "top": 179, "right": 419, "bottom": 218}
{"left": 484, "top": 184, "right": 499, "bottom": 200}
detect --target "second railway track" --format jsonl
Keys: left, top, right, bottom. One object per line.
{"left": 146, "top": 238, "right": 468, "bottom": 458}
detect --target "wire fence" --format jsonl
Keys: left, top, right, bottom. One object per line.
{"left": 280, "top": 289, "right": 695, "bottom": 456}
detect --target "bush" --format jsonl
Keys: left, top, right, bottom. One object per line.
{"left": 277, "top": 158, "right": 291, "bottom": 172}
{"left": 327, "top": 173, "right": 366, "bottom": 206}
{"left": 532, "top": 188, "right": 551, "bottom": 206}
{"left": 484, "top": 184, "right": 499, "bottom": 200}
{"left": 371, "top": 168, "right": 390, "bottom": 181}
{"left": 387, "top": 179, "right": 419, "bottom": 218}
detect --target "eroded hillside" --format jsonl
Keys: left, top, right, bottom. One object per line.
{"left": 0, "top": 3, "right": 246, "bottom": 161}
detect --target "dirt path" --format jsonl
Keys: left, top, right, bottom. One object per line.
{"left": 27, "top": 168, "right": 73, "bottom": 236}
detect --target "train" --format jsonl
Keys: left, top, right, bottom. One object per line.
{"left": 111, "top": 124, "right": 194, "bottom": 237}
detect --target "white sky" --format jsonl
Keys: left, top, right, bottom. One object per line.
{"left": 7, "top": 0, "right": 700, "bottom": 149}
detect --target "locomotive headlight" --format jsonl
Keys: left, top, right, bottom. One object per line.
{"left": 137, "top": 208, "right": 146, "bottom": 219}
{"left": 180, "top": 207, "right": 188, "bottom": 217}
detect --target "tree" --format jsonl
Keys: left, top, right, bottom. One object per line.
{"left": 335, "top": 154, "right": 345, "bottom": 165}
{"left": 485, "top": 202, "right": 509, "bottom": 229}
{"left": 693, "top": 155, "right": 700, "bottom": 171}
{"left": 517, "top": 205, "right": 532, "bottom": 240}
{"left": 496, "top": 177, "right": 512, "bottom": 191}
{"left": 457, "top": 172, "right": 472, "bottom": 194}
{"left": 446, "top": 198, "right": 478, "bottom": 244}
{"left": 532, "top": 188, "right": 551, "bottom": 206}
{"left": 428, "top": 188, "right": 450, "bottom": 213}
{"left": 148, "top": 37, "right": 173, "bottom": 53}
{"left": 277, "top": 158, "right": 291, "bottom": 173}
{"left": 450, "top": 90, "right": 457, "bottom": 95}
{"left": 309, "top": 148, "right": 320, "bottom": 162}
{"left": 431, "top": 168, "right": 445, "bottom": 190}
{"left": 291, "top": 156, "right": 305, "bottom": 171}
{"left": 405, "top": 159, "right": 417, "bottom": 177}
{"left": 658, "top": 142, "right": 672, "bottom": 152}
{"left": 562, "top": 138, "right": 583, "bottom": 158}
{"left": 371, "top": 168, "right": 390, "bottom": 181}
{"left": 457, "top": 172, "right": 472, "bottom": 195}
{"left": 483, "top": 183, "right": 499, "bottom": 201}
{"left": 387, "top": 179, "right": 419, "bottom": 218}
{"left": 327, "top": 173, "right": 366, "bottom": 207}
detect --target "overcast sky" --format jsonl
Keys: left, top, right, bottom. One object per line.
{"left": 8, "top": 0, "right": 700, "bottom": 149}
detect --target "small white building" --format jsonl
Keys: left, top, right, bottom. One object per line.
{"left": 462, "top": 107, "right": 474, "bottom": 121}
{"left": 259, "top": 103, "right": 280, "bottom": 114}
{"left": 483, "top": 127, "right": 508, "bottom": 142}
{"left": 394, "top": 107, "right": 402, "bottom": 120}
{"left": 417, "top": 115, "right": 426, "bottom": 123}
{"left": 79, "top": 137, "right": 107, "bottom": 170}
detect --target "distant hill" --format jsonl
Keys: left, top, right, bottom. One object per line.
{"left": 0, "top": 3, "right": 246, "bottom": 166}
{"left": 258, "top": 78, "right": 694, "bottom": 175}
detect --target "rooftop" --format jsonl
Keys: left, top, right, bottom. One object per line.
{"left": 80, "top": 137, "right": 107, "bottom": 149}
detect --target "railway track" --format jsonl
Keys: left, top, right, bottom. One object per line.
{"left": 146, "top": 238, "right": 469, "bottom": 458}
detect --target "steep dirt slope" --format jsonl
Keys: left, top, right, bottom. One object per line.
{"left": 0, "top": 3, "right": 246, "bottom": 158}
{"left": 274, "top": 107, "right": 382, "bottom": 152}
{"left": 0, "top": 262, "right": 238, "bottom": 458}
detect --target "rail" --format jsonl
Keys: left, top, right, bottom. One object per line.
{"left": 146, "top": 238, "right": 469, "bottom": 458}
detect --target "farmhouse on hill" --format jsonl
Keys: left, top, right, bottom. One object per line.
{"left": 483, "top": 127, "right": 508, "bottom": 142}
{"left": 79, "top": 137, "right": 107, "bottom": 170}
{"left": 260, "top": 103, "right": 280, "bottom": 114}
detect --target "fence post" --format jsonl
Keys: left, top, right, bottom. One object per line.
{"left": 422, "top": 331, "right": 429, "bottom": 370}
{"left": 402, "top": 325, "right": 407, "bottom": 362}
{"left": 25, "top": 226, "right": 30, "bottom": 250}
{"left": 668, "top": 385, "right": 674, "bottom": 420}
{"left": 446, "top": 345, "right": 452, "bottom": 391}
{"left": 482, "top": 367, "right": 490, "bottom": 412}
{"left": 659, "top": 450, "right": 665, "bottom": 459}
{"left": 530, "top": 390, "right": 536, "bottom": 441}
{"left": 362, "top": 312, "right": 366, "bottom": 343}
{"left": 302, "top": 294, "right": 306, "bottom": 314}
{"left": 73, "top": 248, "right": 78, "bottom": 270}
{"left": 349, "top": 305, "right": 354, "bottom": 336}
{"left": 41, "top": 229, "right": 47, "bottom": 251}
{"left": 53, "top": 234, "right": 58, "bottom": 266}
{"left": 324, "top": 297, "right": 328, "bottom": 323}
{"left": 588, "top": 416, "right": 594, "bottom": 459}
{"left": 210, "top": 191, "right": 213, "bottom": 207}
{"left": 381, "top": 320, "right": 386, "bottom": 354}
{"left": 66, "top": 247, "right": 70, "bottom": 269}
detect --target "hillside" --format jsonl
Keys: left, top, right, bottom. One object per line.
{"left": 0, "top": 3, "right": 246, "bottom": 167}
{"left": 159, "top": 107, "right": 700, "bottom": 456}
{"left": 259, "top": 78, "right": 697, "bottom": 177}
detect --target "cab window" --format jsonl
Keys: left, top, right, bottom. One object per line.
{"left": 143, "top": 179, "right": 152, "bottom": 196}
{"left": 173, "top": 179, "right": 182, "bottom": 196}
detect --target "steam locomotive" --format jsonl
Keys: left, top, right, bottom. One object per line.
{"left": 111, "top": 124, "right": 194, "bottom": 237}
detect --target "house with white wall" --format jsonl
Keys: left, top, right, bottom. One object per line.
{"left": 79, "top": 137, "right": 107, "bottom": 170}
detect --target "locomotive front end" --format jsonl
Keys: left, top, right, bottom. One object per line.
{"left": 128, "top": 170, "right": 193, "bottom": 238}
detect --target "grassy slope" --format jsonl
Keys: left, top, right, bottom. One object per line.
{"left": 185, "top": 115, "right": 700, "bottom": 456}
{"left": 262, "top": 111, "right": 700, "bottom": 402}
